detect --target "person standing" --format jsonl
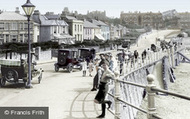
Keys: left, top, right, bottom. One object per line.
{"left": 91, "top": 54, "right": 105, "bottom": 91}
{"left": 88, "top": 60, "right": 94, "bottom": 77}
{"left": 109, "top": 54, "right": 114, "bottom": 71}
{"left": 94, "top": 62, "right": 114, "bottom": 118}
{"left": 82, "top": 59, "right": 87, "bottom": 77}
{"left": 134, "top": 50, "right": 139, "bottom": 62}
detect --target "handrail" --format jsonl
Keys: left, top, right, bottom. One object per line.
{"left": 122, "top": 58, "right": 163, "bottom": 77}
{"left": 152, "top": 87, "right": 190, "bottom": 101}
{"left": 117, "top": 98, "right": 147, "bottom": 114}
{"left": 108, "top": 92, "right": 114, "bottom": 98}
{"left": 108, "top": 93, "right": 163, "bottom": 119}
{"left": 117, "top": 79, "right": 146, "bottom": 88}
{"left": 109, "top": 43, "right": 186, "bottom": 119}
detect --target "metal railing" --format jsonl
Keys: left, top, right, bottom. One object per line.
{"left": 109, "top": 73, "right": 190, "bottom": 119}
{"left": 107, "top": 42, "right": 189, "bottom": 119}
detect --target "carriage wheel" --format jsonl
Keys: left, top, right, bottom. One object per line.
{"left": 0, "top": 78, "right": 6, "bottom": 87}
{"left": 55, "top": 65, "right": 59, "bottom": 72}
{"left": 5, "top": 69, "right": 18, "bottom": 82}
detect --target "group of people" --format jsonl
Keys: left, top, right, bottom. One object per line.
{"left": 84, "top": 53, "right": 116, "bottom": 118}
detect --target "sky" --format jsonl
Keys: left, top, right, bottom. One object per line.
{"left": 1, "top": 0, "right": 190, "bottom": 18}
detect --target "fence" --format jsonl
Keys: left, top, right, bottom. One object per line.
{"left": 107, "top": 39, "right": 190, "bottom": 119}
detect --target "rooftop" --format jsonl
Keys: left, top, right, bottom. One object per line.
{"left": 83, "top": 20, "right": 99, "bottom": 28}
{"left": 0, "top": 12, "right": 26, "bottom": 21}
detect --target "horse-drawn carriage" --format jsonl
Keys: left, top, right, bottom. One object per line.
{"left": 0, "top": 51, "right": 43, "bottom": 87}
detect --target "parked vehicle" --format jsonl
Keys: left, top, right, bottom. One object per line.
{"left": 122, "top": 39, "right": 130, "bottom": 49}
{"left": 0, "top": 51, "right": 43, "bottom": 87}
{"left": 54, "top": 49, "right": 82, "bottom": 73}
{"left": 78, "top": 48, "right": 96, "bottom": 63}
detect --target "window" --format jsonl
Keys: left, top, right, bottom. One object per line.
{"left": 11, "top": 23, "right": 17, "bottom": 30}
{"left": 85, "top": 29, "right": 87, "bottom": 35}
{"left": 24, "top": 34, "right": 28, "bottom": 42}
{"left": 4, "top": 23, "right": 9, "bottom": 30}
{"left": 75, "top": 24, "right": 76, "bottom": 31}
{"left": 20, "top": 34, "right": 23, "bottom": 42}
{"left": 11, "top": 35, "right": 17, "bottom": 42}
{"left": 62, "top": 26, "right": 65, "bottom": 33}
{"left": 0, "top": 34, "right": 3, "bottom": 39}
{"left": 80, "top": 25, "right": 82, "bottom": 32}
{"left": 6, "top": 35, "right": 9, "bottom": 42}
{"left": 0, "top": 22, "right": 4, "bottom": 30}
{"left": 24, "top": 23, "right": 28, "bottom": 30}
{"left": 20, "top": 23, "right": 24, "bottom": 30}
{"left": 54, "top": 26, "right": 57, "bottom": 33}
{"left": 75, "top": 35, "right": 77, "bottom": 41}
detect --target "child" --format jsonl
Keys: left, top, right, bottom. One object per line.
{"left": 88, "top": 60, "right": 94, "bottom": 77}
{"left": 82, "top": 59, "right": 87, "bottom": 77}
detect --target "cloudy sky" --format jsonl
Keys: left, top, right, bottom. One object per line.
{"left": 1, "top": 0, "right": 190, "bottom": 18}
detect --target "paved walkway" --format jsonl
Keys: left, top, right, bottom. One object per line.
{"left": 34, "top": 30, "right": 180, "bottom": 119}
{"left": 64, "top": 90, "right": 114, "bottom": 119}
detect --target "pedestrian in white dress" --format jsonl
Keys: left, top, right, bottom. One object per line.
{"left": 82, "top": 59, "right": 87, "bottom": 77}
{"left": 88, "top": 60, "right": 94, "bottom": 77}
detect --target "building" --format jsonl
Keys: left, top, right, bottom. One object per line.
{"left": 61, "top": 11, "right": 84, "bottom": 42}
{"left": 83, "top": 20, "right": 101, "bottom": 40}
{"left": 178, "top": 12, "right": 190, "bottom": 29}
{"left": 33, "top": 10, "right": 74, "bottom": 44}
{"left": 45, "top": 12, "right": 61, "bottom": 20}
{"left": 86, "top": 10, "right": 107, "bottom": 22}
{"left": 0, "top": 9, "right": 39, "bottom": 44}
{"left": 120, "top": 11, "right": 164, "bottom": 29}
{"left": 109, "top": 24, "right": 120, "bottom": 40}
{"left": 162, "top": 9, "right": 179, "bottom": 28}
{"left": 89, "top": 19, "right": 110, "bottom": 40}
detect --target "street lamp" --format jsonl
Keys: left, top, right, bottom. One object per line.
{"left": 22, "top": 0, "right": 35, "bottom": 88}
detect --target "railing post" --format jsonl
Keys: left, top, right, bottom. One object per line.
{"left": 146, "top": 74, "right": 157, "bottom": 119}
{"left": 122, "top": 59, "right": 126, "bottom": 76}
{"left": 114, "top": 70, "right": 120, "bottom": 119}
{"left": 133, "top": 58, "right": 135, "bottom": 70}
{"left": 167, "top": 48, "right": 171, "bottom": 66}
{"left": 129, "top": 59, "right": 132, "bottom": 72}
{"left": 150, "top": 52, "right": 152, "bottom": 63}
{"left": 170, "top": 46, "right": 175, "bottom": 68}
{"left": 126, "top": 60, "right": 129, "bottom": 74}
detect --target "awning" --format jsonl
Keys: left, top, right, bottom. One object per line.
{"left": 64, "top": 34, "right": 75, "bottom": 39}
{"left": 95, "top": 34, "right": 105, "bottom": 40}
{"left": 52, "top": 34, "right": 75, "bottom": 44}
{"left": 53, "top": 34, "right": 66, "bottom": 39}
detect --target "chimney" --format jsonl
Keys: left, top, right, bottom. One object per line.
{"left": 33, "top": 10, "right": 41, "bottom": 24}
{"left": 15, "top": 7, "right": 20, "bottom": 14}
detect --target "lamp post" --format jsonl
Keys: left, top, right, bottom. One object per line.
{"left": 22, "top": 0, "right": 35, "bottom": 88}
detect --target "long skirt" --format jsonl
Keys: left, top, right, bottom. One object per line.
{"left": 94, "top": 82, "right": 108, "bottom": 104}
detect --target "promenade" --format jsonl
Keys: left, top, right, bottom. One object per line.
{"left": 1, "top": 30, "right": 187, "bottom": 119}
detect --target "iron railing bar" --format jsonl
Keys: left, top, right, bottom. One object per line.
{"left": 108, "top": 93, "right": 163, "bottom": 119}
{"left": 117, "top": 79, "right": 146, "bottom": 88}
{"left": 122, "top": 58, "right": 163, "bottom": 78}
{"left": 152, "top": 87, "right": 190, "bottom": 100}
{"left": 117, "top": 98, "right": 148, "bottom": 114}
{"left": 108, "top": 92, "right": 114, "bottom": 98}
